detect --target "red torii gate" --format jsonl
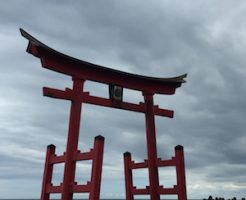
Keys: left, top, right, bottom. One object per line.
{"left": 21, "top": 28, "right": 187, "bottom": 200}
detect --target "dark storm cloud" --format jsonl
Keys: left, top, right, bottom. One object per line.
{"left": 0, "top": 0, "right": 246, "bottom": 198}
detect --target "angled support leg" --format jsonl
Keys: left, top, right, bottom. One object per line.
{"left": 124, "top": 152, "right": 134, "bottom": 200}
{"left": 41, "top": 144, "right": 56, "bottom": 200}
{"left": 175, "top": 145, "right": 187, "bottom": 200}
{"left": 89, "top": 135, "right": 105, "bottom": 200}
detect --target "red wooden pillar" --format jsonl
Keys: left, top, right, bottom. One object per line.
{"left": 41, "top": 144, "right": 56, "bottom": 200}
{"left": 143, "top": 93, "right": 160, "bottom": 200}
{"left": 89, "top": 135, "right": 105, "bottom": 200}
{"left": 124, "top": 152, "right": 134, "bottom": 200}
{"left": 61, "top": 78, "right": 84, "bottom": 200}
{"left": 175, "top": 145, "right": 187, "bottom": 200}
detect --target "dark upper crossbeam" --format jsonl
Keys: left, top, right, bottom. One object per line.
{"left": 20, "top": 28, "right": 187, "bottom": 95}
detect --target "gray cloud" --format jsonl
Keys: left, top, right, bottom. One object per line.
{"left": 0, "top": 0, "right": 246, "bottom": 199}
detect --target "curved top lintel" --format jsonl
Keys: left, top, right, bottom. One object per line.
{"left": 20, "top": 28, "right": 187, "bottom": 95}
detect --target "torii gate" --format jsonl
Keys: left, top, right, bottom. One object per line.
{"left": 21, "top": 29, "right": 187, "bottom": 200}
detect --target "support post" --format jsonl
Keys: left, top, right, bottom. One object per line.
{"left": 175, "top": 145, "right": 187, "bottom": 200}
{"left": 124, "top": 152, "right": 134, "bottom": 200}
{"left": 61, "top": 78, "right": 84, "bottom": 200}
{"left": 143, "top": 93, "right": 160, "bottom": 200}
{"left": 41, "top": 144, "right": 56, "bottom": 200}
{"left": 89, "top": 135, "right": 105, "bottom": 200}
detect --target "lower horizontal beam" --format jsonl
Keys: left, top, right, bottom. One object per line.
{"left": 74, "top": 150, "right": 94, "bottom": 161}
{"left": 157, "top": 157, "right": 176, "bottom": 167}
{"left": 132, "top": 186, "right": 149, "bottom": 195}
{"left": 50, "top": 154, "right": 66, "bottom": 164}
{"left": 130, "top": 160, "right": 148, "bottom": 169}
{"left": 72, "top": 182, "right": 91, "bottom": 193}
{"left": 158, "top": 185, "right": 178, "bottom": 194}
{"left": 46, "top": 184, "right": 62, "bottom": 193}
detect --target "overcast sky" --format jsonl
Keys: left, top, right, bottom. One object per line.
{"left": 0, "top": 1, "right": 246, "bottom": 199}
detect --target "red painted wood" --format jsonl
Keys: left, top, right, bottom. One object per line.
{"left": 124, "top": 145, "right": 187, "bottom": 199}
{"left": 144, "top": 93, "right": 160, "bottom": 200}
{"left": 74, "top": 150, "right": 94, "bottom": 161}
{"left": 89, "top": 135, "right": 105, "bottom": 200}
{"left": 72, "top": 182, "right": 90, "bottom": 193}
{"left": 61, "top": 78, "right": 84, "bottom": 200}
{"left": 20, "top": 29, "right": 186, "bottom": 96}
{"left": 50, "top": 154, "right": 66, "bottom": 164}
{"left": 39, "top": 52, "right": 178, "bottom": 94}
{"left": 41, "top": 81, "right": 106, "bottom": 200}
{"left": 124, "top": 152, "right": 134, "bottom": 200}
{"left": 157, "top": 157, "right": 176, "bottom": 167}
{"left": 132, "top": 187, "right": 149, "bottom": 195}
{"left": 46, "top": 184, "right": 62, "bottom": 193}
{"left": 40, "top": 144, "right": 55, "bottom": 200}
{"left": 158, "top": 185, "right": 178, "bottom": 194}
{"left": 175, "top": 145, "right": 187, "bottom": 200}
{"left": 129, "top": 160, "right": 148, "bottom": 169}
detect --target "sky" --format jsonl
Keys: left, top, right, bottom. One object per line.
{"left": 0, "top": 1, "right": 246, "bottom": 199}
